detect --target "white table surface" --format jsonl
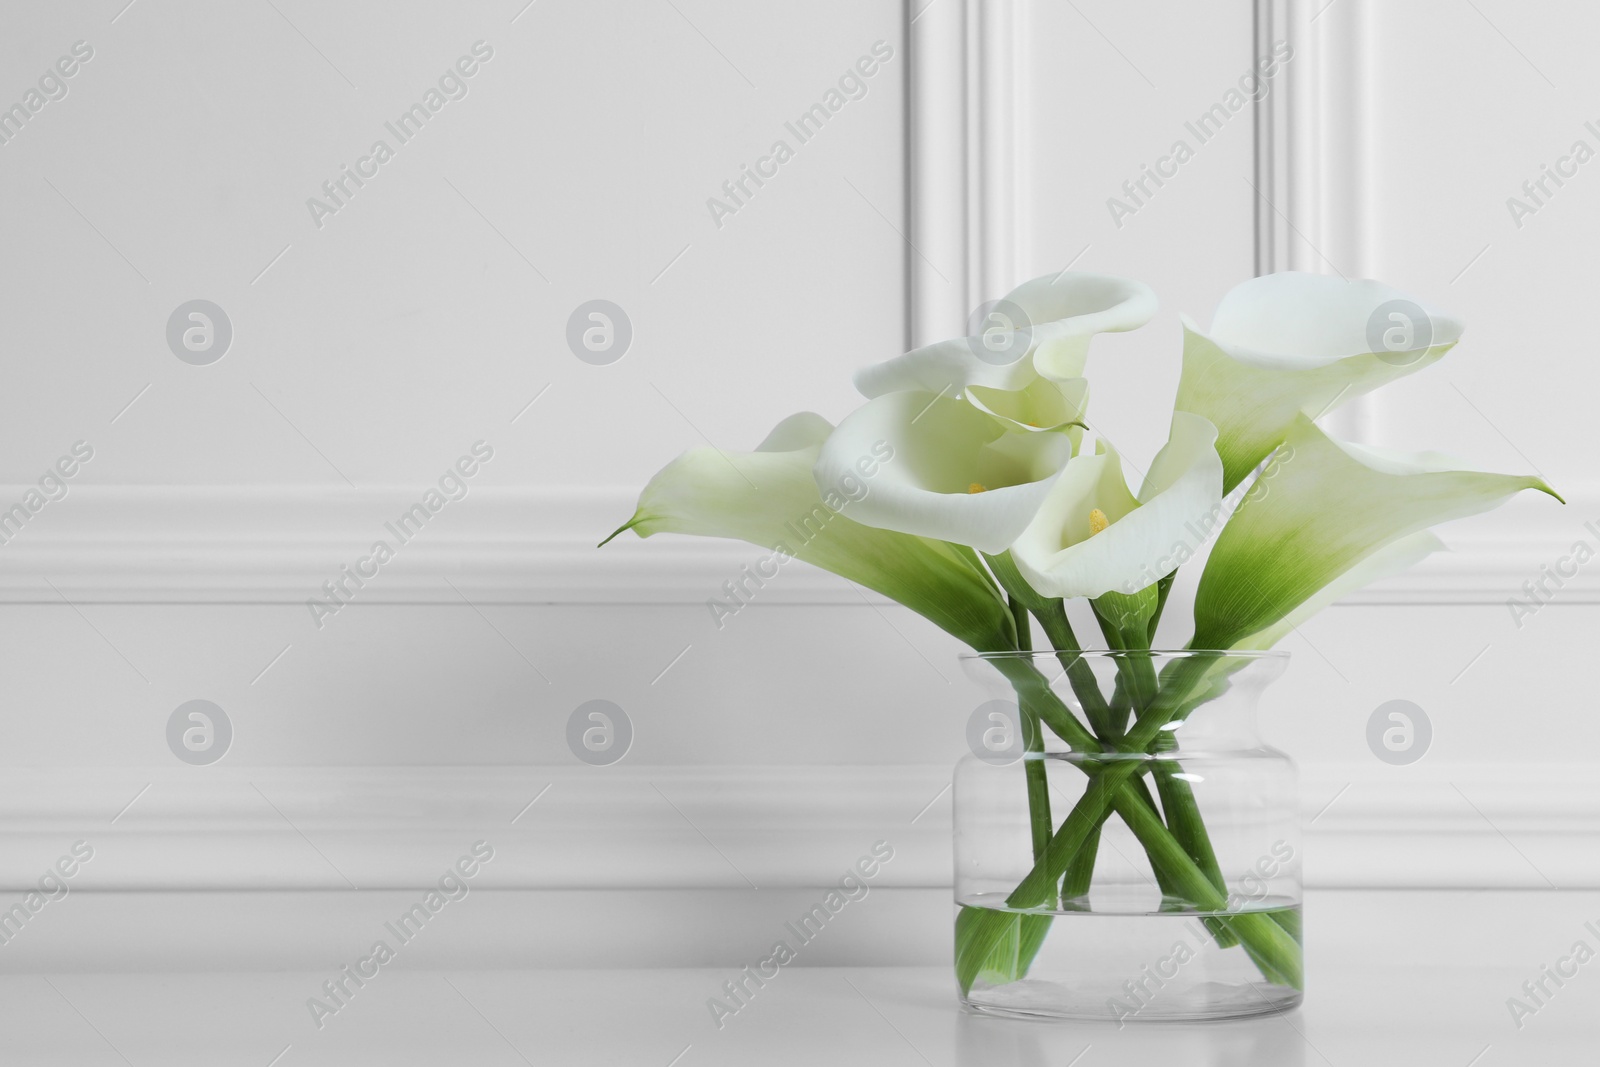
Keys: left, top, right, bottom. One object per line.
{"left": 3, "top": 889, "right": 1595, "bottom": 1065}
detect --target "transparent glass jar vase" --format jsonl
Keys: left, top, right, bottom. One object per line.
{"left": 954, "top": 650, "right": 1301, "bottom": 1022}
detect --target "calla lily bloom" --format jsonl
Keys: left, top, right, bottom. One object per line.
{"left": 1191, "top": 415, "right": 1561, "bottom": 650}
{"left": 606, "top": 264, "right": 1564, "bottom": 1006}
{"left": 812, "top": 392, "right": 1074, "bottom": 555}
{"left": 602, "top": 412, "right": 1017, "bottom": 652}
{"left": 1011, "top": 412, "right": 1225, "bottom": 600}
{"left": 853, "top": 273, "right": 1156, "bottom": 431}
{"left": 1177, "top": 272, "right": 1464, "bottom": 493}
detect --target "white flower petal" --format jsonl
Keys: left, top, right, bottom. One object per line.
{"left": 813, "top": 392, "right": 1073, "bottom": 554}
{"left": 756, "top": 411, "right": 834, "bottom": 453}
{"left": 854, "top": 272, "right": 1157, "bottom": 399}
{"left": 1192, "top": 416, "right": 1559, "bottom": 650}
{"left": 1179, "top": 272, "right": 1465, "bottom": 492}
{"left": 1016, "top": 273, "right": 1160, "bottom": 381}
{"left": 854, "top": 336, "right": 1036, "bottom": 399}
{"left": 1207, "top": 272, "right": 1462, "bottom": 367}
{"left": 1012, "top": 413, "right": 1223, "bottom": 599}
{"left": 967, "top": 376, "right": 1090, "bottom": 434}
{"left": 605, "top": 412, "right": 1018, "bottom": 651}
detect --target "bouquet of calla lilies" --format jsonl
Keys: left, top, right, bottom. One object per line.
{"left": 604, "top": 271, "right": 1560, "bottom": 993}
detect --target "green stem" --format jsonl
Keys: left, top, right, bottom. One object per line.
{"left": 985, "top": 556, "right": 1193, "bottom": 914}
{"left": 964, "top": 656, "right": 1303, "bottom": 992}
{"left": 1033, "top": 602, "right": 1120, "bottom": 740}
{"left": 1003, "top": 657, "right": 1215, "bottom": 907}
{"left": 1008, "top": 596, "right": 1053, "bottom": 867}
{"left": 1148, "top": 752, "right": 1240, "bottom": 948}
{"left": 987, "top": 657, "right": 1101, "bottom": 753}
{"left": 1147, "top": 571, "right": 1176, "bottom": 645}
{"left": 1092, "top": 588, "right": 1239, "bottom": 943}
{"left": 982, "top": 552, "right": 1117, "bottom": 738}
{"left": 1150, "top": 745, "right": 1228, "bottom": 893}
{"left": 960, "top": 569, "right": 1300, "bottom": 993}
{"left": 956, "top": 598, "right": 1059, "bottom": 989}
{"left": 1058, "top": 825, "right": 1101, "bottom": 903}
{"left": 1025, "top": 603, "right": 1126, "bottom": 902}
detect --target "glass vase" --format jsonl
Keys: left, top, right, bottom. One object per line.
{"left": 953, "top": 650, "right": 1301, "bottom": 1022}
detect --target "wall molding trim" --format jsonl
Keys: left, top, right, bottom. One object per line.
{"left": 5, "top": 764, "right": 1594, "bottom": 892}
{"left": 0, "top": 484, "right": 1591, "bottom": 605}
{"left": 1254, "top": 0, "right": 1372, "bottom": 283}
{"left": 906, "top": 0, "right": 1021, "bottom": 349}
{"left": 0, "top": 485, "right": 854, "bottom": 604}
{"left": 1255, "top": 0, "right": 1379, "bottom": 444}
{"left": 0, "top": 484, "right": 1593, "bottom": 604}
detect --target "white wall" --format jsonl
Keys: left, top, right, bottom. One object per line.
{"left": 0, "top": 0, "right": 905, "bottom": 488}
{"left": 0, "top": 0, "right": 1593, "bottom": 917}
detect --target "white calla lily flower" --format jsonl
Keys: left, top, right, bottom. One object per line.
{"left": 603, "top": 411, "right": 1018, "bottom": 651}
{"left": 1192, "top": 415, "right": 1560, "bottom": 650}
{"left": 812, "top": 392, "right": 1073, "bottom": 554}
{"left": 1178, "top": 272, "right": 1464, "bottom": 492}
{"left": 853, "top": 273, "right": 1156, "bottom": 431}
{"left": 1011, "top": 412, "right": 1224, "bottom": 599}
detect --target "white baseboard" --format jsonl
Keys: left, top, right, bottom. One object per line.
{"left": 5, "top": 764, "right": 1594, "bottom": 893}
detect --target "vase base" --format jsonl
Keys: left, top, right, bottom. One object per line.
{"left": 955, "top": 895, "right": 1303, "bottom": 1022}
{"left": 961, "top": 982, "right": 1302, "bottom": 1023}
